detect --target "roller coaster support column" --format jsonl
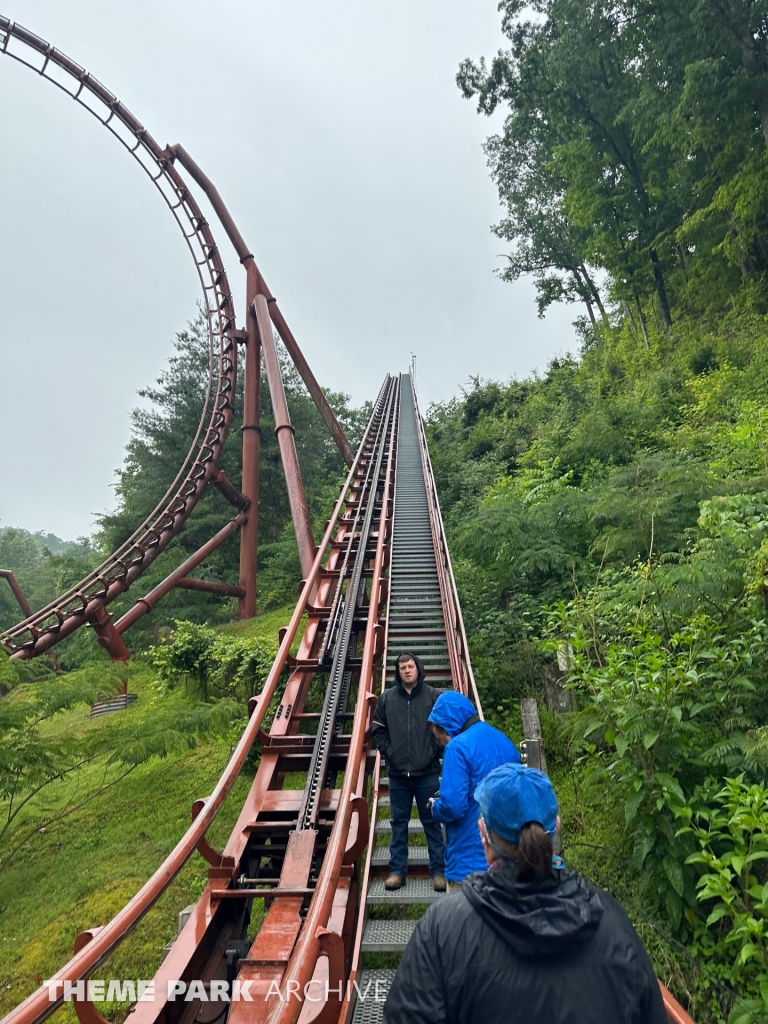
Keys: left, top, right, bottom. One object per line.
{"left": 238, "top": 263, "right": 261, "bottom": 618}
{"left": 252, "top": 294, "right": 315, "bottom": 578}
{"left": 0, "top": 570, "right": 33, "bottom": 619}
{"left": 165, "top": 145, "right": 354, "bottom": 468}
{"left": 165, "top": 144, "right": 352, "bottom": 613}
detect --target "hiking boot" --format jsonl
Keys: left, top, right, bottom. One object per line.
{"left": 432, "top": 875, "right": 447, "bottom": 892}
{"left": 384, "top": 874, "right": 404, "bottom": 890}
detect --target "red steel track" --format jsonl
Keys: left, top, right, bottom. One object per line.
{"left": 0, "top": 20, "right": 694, "bottom": 1024}
{"left": 0, "top": 17, "right": 239, "bottom": 659}
{"left": 0, "top": 17, "right": 353, "bottom": 661}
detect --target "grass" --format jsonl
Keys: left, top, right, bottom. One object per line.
{"left": 0, "top": 607, "right": 294, "bottom": 1021}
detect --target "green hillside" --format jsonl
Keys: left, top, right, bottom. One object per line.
{"left": 0, "top": 609, "right": 289, "bottom": 1023}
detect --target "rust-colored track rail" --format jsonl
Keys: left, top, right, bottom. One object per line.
{"left": 0, "top": 377, "right": 395, "bottom": 1024}
{"left": 0, "top": 17, "right": 238, "bottom": 660}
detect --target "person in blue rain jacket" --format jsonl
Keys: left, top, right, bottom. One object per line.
{"left": 427, "top": 691, "right": 520, "bottom": 890}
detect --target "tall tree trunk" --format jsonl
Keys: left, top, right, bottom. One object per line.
{"left": 580, "top": 263, "right": 609, "bottom": 325}
{"left": 635, "top": 297, "right": 650, "bottom": 351}
{"left": 649, "top": 249, "right": 672, "bottom": 330}
{"left": 572, "top": 266, "right": 598, "bottom": 327}
{"left": 621, "top": 299, "right": 638, "bottom": 340}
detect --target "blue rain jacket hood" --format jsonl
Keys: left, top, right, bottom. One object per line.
{"left": 429, "top": 693, "right": 521, "bottom": 882}
{"left": 428, "top": 691, "right": 478, "bottom": 737}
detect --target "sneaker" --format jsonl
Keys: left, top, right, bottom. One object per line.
{"left": 432, "top": 875, "right": 447, "bottom": 892}
{"left": 384, "top": 874, "right": 404, "bottom": 890}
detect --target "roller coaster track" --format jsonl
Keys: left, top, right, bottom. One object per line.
{"left": 1, "top": 21, "right": 695, "bottom": 1024}
{"left": 0, "top": 16, "right": 239, "bottom": 659}
{"left": 0, "top": 17, "right": 352, "bottom": 661}
{"left": 0, "top": 374, "right": 695, "bottom": 1024}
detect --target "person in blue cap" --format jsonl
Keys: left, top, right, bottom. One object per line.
{"left": 384, "top": 762, "right": 667, "bottom": 1024}
{"left": 426, "top": 691, "right": 520, "bottom": 891}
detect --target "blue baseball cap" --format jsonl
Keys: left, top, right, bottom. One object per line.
{"left": 474, "top": 763, "right": 558, "bottom": 844}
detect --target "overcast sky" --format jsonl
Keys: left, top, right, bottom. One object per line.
{"left": 0, "top": 1, "right": 576, "bottom": 541}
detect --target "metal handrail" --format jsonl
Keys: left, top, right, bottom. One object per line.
{"left": 0, "top": 386, "right": 387, "bottom": 1024}
{"left": 410, "top": 378, "right": 481, "bottom": 709}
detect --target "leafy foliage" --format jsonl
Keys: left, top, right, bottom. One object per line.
{"left": 149, "top": 620, "right": 277, "bottom": 703}
{"left": 426, "top": 310, "right": 768, "bottom": 1018}
{"left": 0, "top": 646, "right": 243, "bottom": 855}
{"left": 553, "top": 607, "right": 764, "bottom": 930}
{"left": 678, "top": 776, "right": 768, "bottom": 1022}
{"left": 459, "top": 0, "right": 768, "bottom": 327}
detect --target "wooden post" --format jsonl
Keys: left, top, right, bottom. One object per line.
{"left": 520, "top": 697, "right": 547, "bottom": 775}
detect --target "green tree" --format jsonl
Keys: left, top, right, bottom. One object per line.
{"left": 95, "top": 314, "right": 368, "bottom": 648}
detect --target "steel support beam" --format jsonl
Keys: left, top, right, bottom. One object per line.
{"left": 238, "top": 265, "right": 261, "bottom": 618}
{"left": 252, "top": 293, "right": 315, "bottom": 579}
{"left": 209, "top": 466, "right": 250, "bottom": 510}
{"left": 165, "top": 144, "right": 354, "bottom": 467}
{"left": 0, "top": 569, "right": 32, "bottom": 619}
{"left": 175, "top": 578, "right": 245, "bottom": 598}
{"left": 114, "top": 514, "right": 246, "bottom": 633}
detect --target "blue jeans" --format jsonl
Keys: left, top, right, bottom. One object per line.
{"left": 388, "top": 773, "right": 445, "bottom": 878}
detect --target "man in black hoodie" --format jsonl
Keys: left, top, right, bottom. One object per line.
{"left": 371, "top": 652, "right": 447, "bottom": 891}
{"left": 383, "top": 763, "right": 667, "bottom": 1024}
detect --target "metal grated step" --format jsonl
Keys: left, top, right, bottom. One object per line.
{"left": 351, "top": 969, "right": 395, "bottom": 1024}
{"left": 371, "top": 844, "right": 429, "bottom": 866}
{"left": 361, "top": 918, "right": 417, "bottom": 952}
{"left": 367, "top": 875, "right": 444, "bottom": 904}
{"left": 374, "top": 818, "right": 423, "bottom": 834}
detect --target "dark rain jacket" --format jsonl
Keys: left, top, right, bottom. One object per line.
{"left": 429, "top": 692, "right": 520, "bottom": 881}
{"left": 383, "top": 860, "right": 667, "bottom": 1024}
{"left": 371, "top": 655, "right": 444, "bottom": 777}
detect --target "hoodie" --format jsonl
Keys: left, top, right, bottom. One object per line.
{"left": 370, "top": 654, "right": 445, "bottom": 777}
{"left": 383, "top": 861, "right": 668, "bottom": 1024}
{"left": 429, "top": 691, "right": 520, "bottom": 881}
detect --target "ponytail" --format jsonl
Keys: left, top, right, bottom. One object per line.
{"left": 516, "top": 822, "right": 554, "bottom": 882}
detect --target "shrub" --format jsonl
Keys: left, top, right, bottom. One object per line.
{"left": 150, "top": 621, "right": 276, "bottom": 704}
{"left": 677, "top": 776, "right": 768, "bottom": 1023}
